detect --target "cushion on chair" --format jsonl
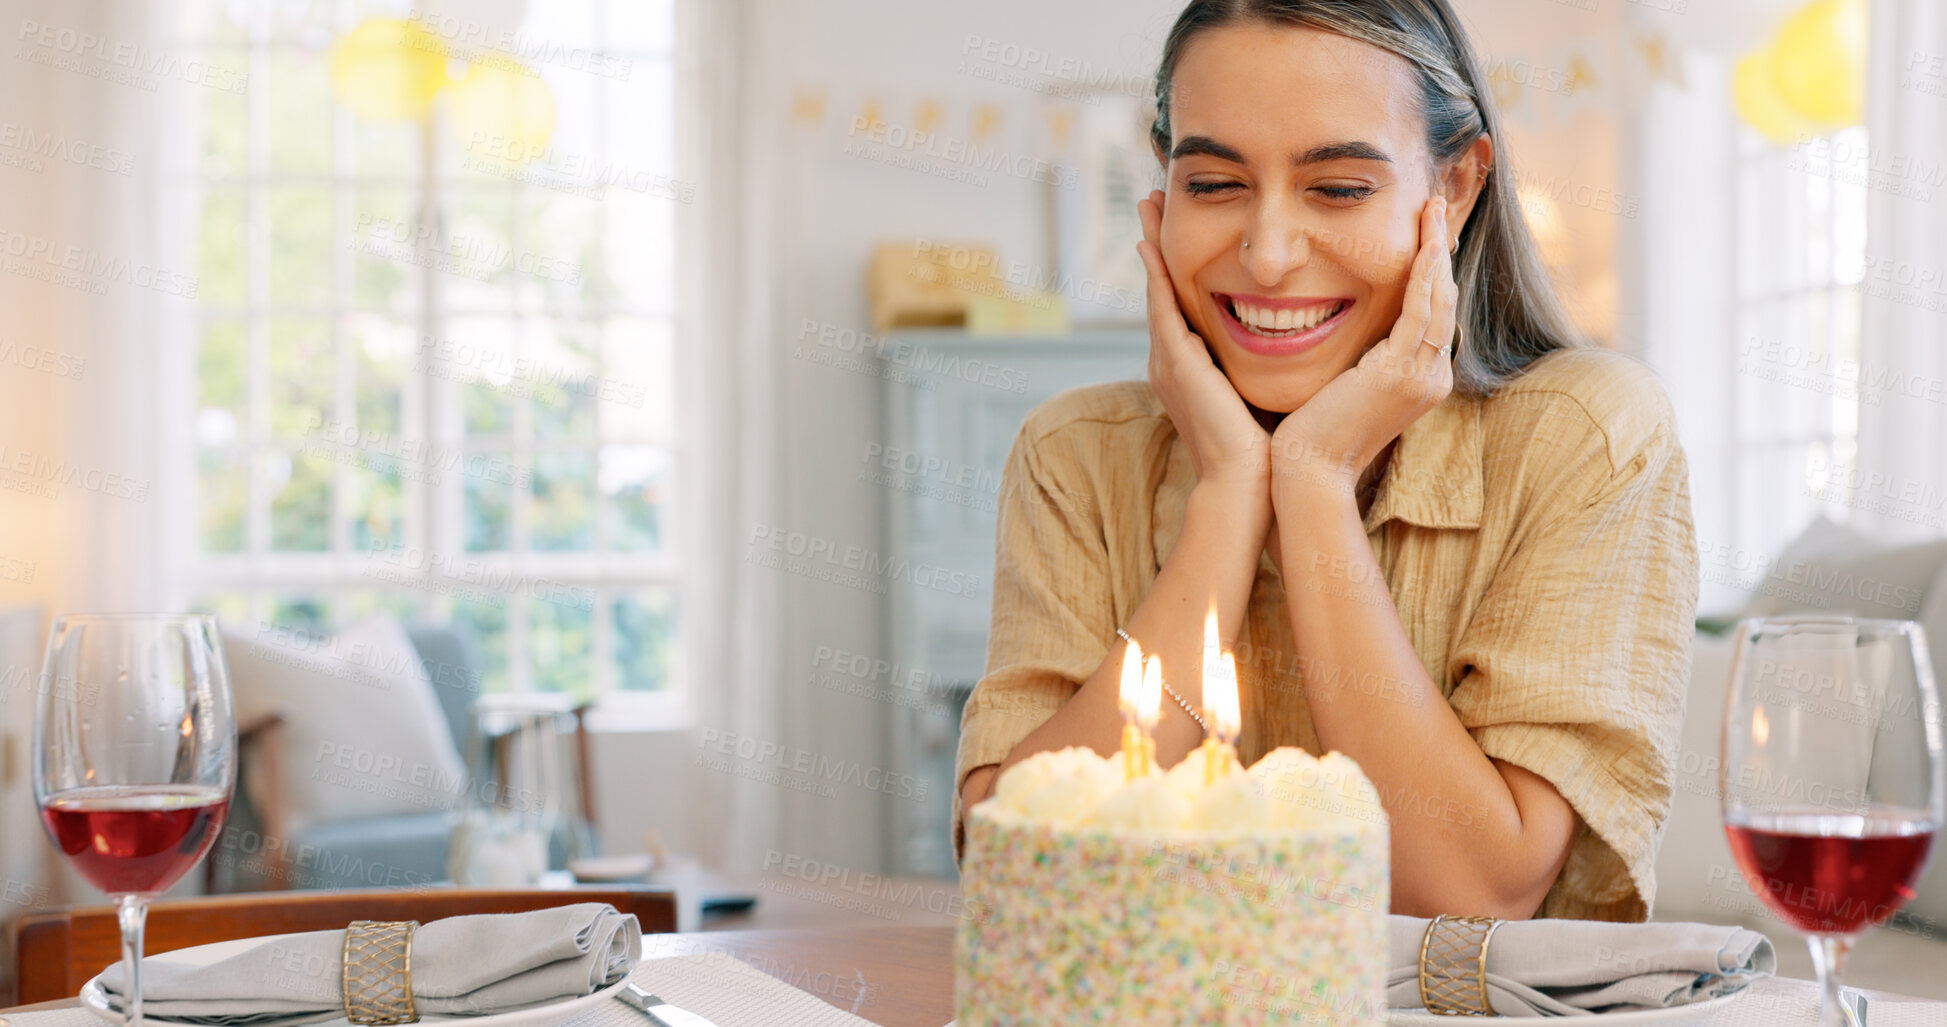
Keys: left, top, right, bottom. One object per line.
{"left": 1740, "top": 515, "right": 1947, "bottom": 620}
{"left": 224, "top": 614, "right": 470, "bottom": 828}
{"left": 405, "top": 623, "right": 484, "bottom": 756}
{"left": 281, "top": 812, "right": 457, "bottom": 890}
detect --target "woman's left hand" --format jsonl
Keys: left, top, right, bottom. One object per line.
{"left": 1270, "top": 195, "right": 1457, "bottom": 495}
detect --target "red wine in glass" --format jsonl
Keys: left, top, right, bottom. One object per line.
{"left": 1725, "top": 807, "right": 1937, "bottom": 935}
{"left": 1722, "top": 615, "right": 1945, "bottom": 1027}
{"left": 41, "top": 785, "right": 231, "bottom": 897}
{"left": 33, "top": 613, "right": 235, "bottom": 1026}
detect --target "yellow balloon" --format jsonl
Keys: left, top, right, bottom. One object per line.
{"left": 329, "top": 18, "right": 448, "bottom": 121}
{"left": 1772, "top": 0, "right": 1866, "bottom": 127}
{"left": 1735, "top": 47, "right": 1825, "bottom": 144}
{"left": 446, "top": 60, "right": 557, "bottom": 164}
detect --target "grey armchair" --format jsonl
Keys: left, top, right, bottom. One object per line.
{"left": 208, "top": 624, "right": 595, "bottom": 892}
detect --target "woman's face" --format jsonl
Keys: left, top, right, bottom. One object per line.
{"left": 1159, "top": 22, "right": 1444, "bottom": 415}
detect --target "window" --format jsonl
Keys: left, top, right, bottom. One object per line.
{"left": 1729, "top": 124, "right": 1870, "bottom": 559}
{"left": 174, "top": 0, "right": 680, "bottom": 714}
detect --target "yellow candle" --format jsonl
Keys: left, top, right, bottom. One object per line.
{"left": 1212, "top": 652, "right": 1241, "bottom": 748}
{"left": 1118, "top": 634, "right": 1147, "bottom": 781}
{"left": 1201, "top": 603, "right": 1242, "bottom": 786}
{"left": 1138, "top": 654, "right": 1163, "bottom": 770}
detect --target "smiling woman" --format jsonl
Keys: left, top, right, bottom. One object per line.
{"left": 954, "top": 0, "right": 1699, "bottom": 925}
{"left": 1148, "top": 0, "right": 1578, "bottom": 411}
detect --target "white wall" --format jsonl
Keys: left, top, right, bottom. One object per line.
{"left": 701, "top": 0, "right": 1184, "bottom": 875}
{"left": 590, "top": 726, "right": 693, "bottom": 857}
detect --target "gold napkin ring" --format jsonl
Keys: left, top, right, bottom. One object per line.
{"left": 342, "top": 919, "right": 418, "bottom": 1024}
{"left": 1418, "top": 913, "right": 1501, "bottom": 1016}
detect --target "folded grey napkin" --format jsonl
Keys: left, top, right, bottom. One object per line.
{"left": 99, "top": 902, "right": 640, "bottom": 1026}
{"left": 1386, "top": 915, "right": 1775, "bottom": 1016}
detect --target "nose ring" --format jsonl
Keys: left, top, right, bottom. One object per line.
{"left": 1242, "top": 240, "right": 1250, "bottom": 249}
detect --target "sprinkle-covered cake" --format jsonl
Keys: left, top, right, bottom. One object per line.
{"left": 956, "top": 744, "right": 1390, "bottom": 1026}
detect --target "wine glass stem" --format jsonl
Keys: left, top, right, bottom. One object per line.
{"left": 117, "top": 894, "right": 147, "bottom": 1026}
{"left": 1807, "top": 933, "right": 1854, "bottom": 1027}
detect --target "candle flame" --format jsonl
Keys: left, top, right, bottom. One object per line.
{"left": 1203, "top": 602, "right": 1222, "bottom": 689}
{"left": 1138, "top": 654, "right": 1163, "bottom": 730}
{"left": 1203, "top": 600, "right": 1241, "bottom": 742}
{"left": 1212, "top": 652, "right": 1241, "bottom": 742}
{"left": 1119, "top": 633, "right": 1145, "bottom": 716}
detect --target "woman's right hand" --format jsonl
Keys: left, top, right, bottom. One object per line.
{"left": 1135, "top": 189, "right": 1271, "bottom": 495}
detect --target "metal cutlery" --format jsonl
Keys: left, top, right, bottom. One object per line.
{"left": 1840, "top": 986, "right": 1869, "bottom": 1027}
{"left": 616, "top": 982, "right": 723, "bottom": 1027}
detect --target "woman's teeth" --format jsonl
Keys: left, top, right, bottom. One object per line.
{"left": 1231, "top": 298, "right": 1347, "bottom": 336}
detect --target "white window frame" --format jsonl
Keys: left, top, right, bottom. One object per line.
{"left": 167, "top": 0, "right": 685, "bottom": 726}
{"left": 1727, "top": 122, "right": 1870, "bottom": 562}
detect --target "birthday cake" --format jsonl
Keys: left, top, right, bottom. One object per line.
{"left": 956, "top": 743, "right": 1390, "bottom": 1025}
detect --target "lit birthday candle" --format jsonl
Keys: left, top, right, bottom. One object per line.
{"left": 1118, "top": 634, "right": 1148, "bottom": 781}
{"left": 1138, "top": 652, "right": 1163, "bottom": 769}
{"left": 1201, "top": 603, "right": 1242, "bottom": 786}
{"left": 1210, "top": 651, "right": 1241, "bottom": 759}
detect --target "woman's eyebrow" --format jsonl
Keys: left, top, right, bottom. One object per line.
{"left": 1171, "top": 135, "right": 1393, "bottom": 167}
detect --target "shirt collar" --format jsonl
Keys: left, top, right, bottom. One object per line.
{"left": 1359, "top": 385, "right": 1484, "bottom": 534}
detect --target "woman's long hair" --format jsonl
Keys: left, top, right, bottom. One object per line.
{"left": 1150, "top": 0, "right": 1586, "bottom": 397}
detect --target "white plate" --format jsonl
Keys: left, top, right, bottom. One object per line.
{"left": 81, "top": 933, "right": 631, "bottom": 1026}
{"left": 1387, "top": 989, "right": 1747, "bottom": 1024}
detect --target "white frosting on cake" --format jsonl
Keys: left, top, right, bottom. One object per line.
{"left": 1188, "top": 766, "right": 1271, "bottom": 833}
{"left": 1321, "top": 750, "right": 1385, "bottom": 815}
{"left": 987, "top": 745, "right": 1126, "bottom": 827}
{"left": 981, "top": 743, "right": 1383, "bottom": 837}
{"left": 1082, "top": 772, "right": 1192, "bottom": 832}
{"left": 1160, "top": 742, "right": 1245, "bottom": 808}
{"left": 1248, "top": 745, "right": 1385, "bottom": 830}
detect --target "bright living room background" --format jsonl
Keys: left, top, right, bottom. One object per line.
{"left": 173, "top": 1, "right": 681, "bottom": 712}
{"left": 0, "top": 0, "right": 1943, "bottom": 1004}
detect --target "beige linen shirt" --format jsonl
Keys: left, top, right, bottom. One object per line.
{"left": 952, "top": 346, "right": 1700, "bottom": 922}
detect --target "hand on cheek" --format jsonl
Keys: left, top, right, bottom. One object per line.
{"left": 1153, "top": 197, "right": 1216, "bottom": 358}
{"left": 1374, "top": 203, "right": 1430, "bottom": 315}
{"left": 1136, "top": 189, "right": 1274, "bottom": 493}
{"left": 1268, "top": 194, "right": 1456, "bottom": 494}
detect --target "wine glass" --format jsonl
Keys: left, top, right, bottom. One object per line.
{"left": 33, "top": 614, "right": 235, "bottom": 1023}
{"left": 1722, "top": 615, "right": 1944, "bottom": 1027}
